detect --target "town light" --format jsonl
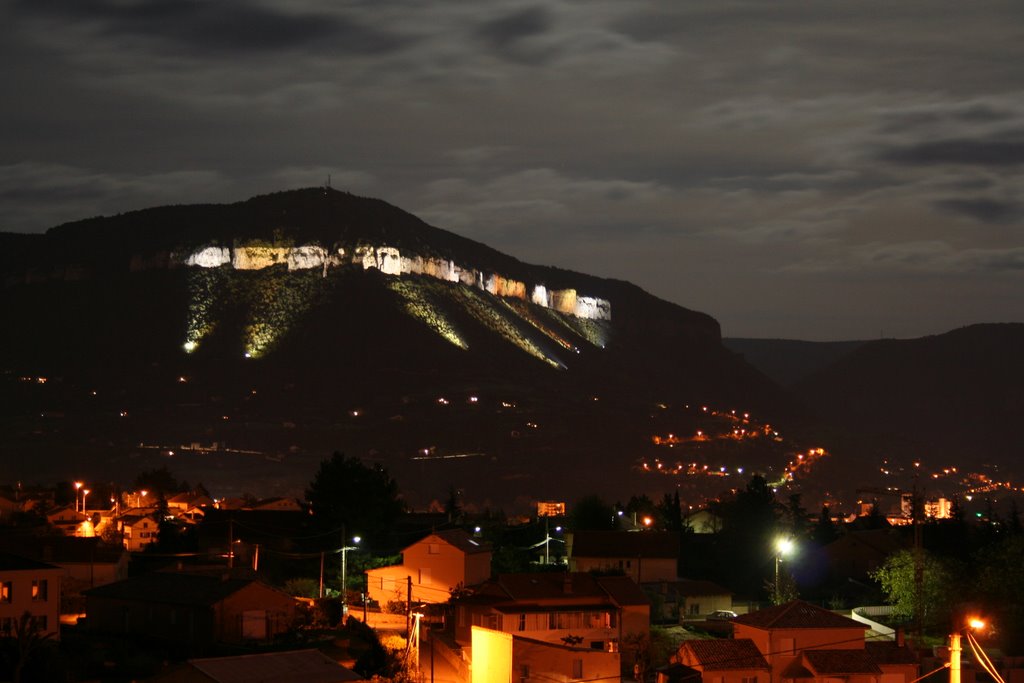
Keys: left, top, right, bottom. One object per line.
{"left": 82, "top": 489, "right": 91, "bottom": 513}
{"left": 74, "top": 482, "right": 83, "bottom": 512}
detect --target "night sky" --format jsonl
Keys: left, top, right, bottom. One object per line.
{"left": 3, "top": 1, "right": 1022, "bottom": 340}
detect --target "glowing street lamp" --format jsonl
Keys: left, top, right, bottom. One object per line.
{"left": 341, "top": 534, "right": 361, "bottom": 611}
{"left": 774, "top": 537, "right": 794, "bottom": 604}
{"left": 82, "top": 489, "right": 91, "bottom": 513}
{"left": 74, "top": 482, "right": 83, "bottom": 513}
{"left": 951, "top": 618, "right": 996, "bottom": 683}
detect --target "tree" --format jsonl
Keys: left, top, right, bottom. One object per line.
{"left": 871, "top": 549, "right": 956, "bottom": 630}
{"left": 568, "top": 495, "right": 616, "bottom": 531}
{"left": 134, "top": 466, "right": 184, "bottom": 497}
{"left": 813, "top": 505, "right": 838, "bottom": 546}
{"left": 305, "top": 452, "right": 404, "bottom": 547}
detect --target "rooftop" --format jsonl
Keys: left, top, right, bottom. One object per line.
{"left": 682, "top": 638, "right": 769, "bottom": 670}
{"left": 732, "top": 600, "right": 865, "bottom": 630}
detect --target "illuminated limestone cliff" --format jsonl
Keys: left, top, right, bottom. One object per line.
{"left": 176, "top": 243, "right": 611, "bottom": 322}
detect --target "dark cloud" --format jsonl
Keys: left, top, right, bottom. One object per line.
{"left": 881, "top": 137, "right": 1024, "bottom": 167}
{"left": 478, "top": 6, "right": 551, "bottom": 49}
{"left": 877, "top": 104, "right": 1016, "bottom": 135}
{"left": 934, "top": 197, "right": 1024, "bottom": 224}
{"left": 15, "top": 0, "right": 412, "bottom": 55}
{"left": 475, "top": 5, "right": 560, "bottom": 64}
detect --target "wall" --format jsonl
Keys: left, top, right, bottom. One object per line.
{"left": 0, "top": 567, "right": 61, "bottom": 641}
{"left": 178, "top": 243, "right": 611, "bottom": 321}
{"left": 513, "top": 635, "right": 620, "bottom": 683}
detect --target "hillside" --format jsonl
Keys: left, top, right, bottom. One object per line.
{"left": 0, "top": 188, "right": 810, "bottom": 510}
{"left": 722, "top": 338, "right": 867, "bottom": 387}
{"left": 794, "top": 323, "right": 1024, "bottom": 477}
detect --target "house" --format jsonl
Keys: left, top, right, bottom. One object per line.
{"left": 453, "top": 571, "right": 650, "bottom": 654}
{"left": 118, "top": 513, "right": 161, "bottom": 552}
{"left": 246, "top": 497, "right": 303, "bottom": 512}
{"left": 0, "top": 536, "right": 129, "bottom": 616}
{"left": 568, "top": 531, "right": 680, "bottom": 583}
{"left": 642, "top": 579, "right": 733, "bottom": 621}
{"left": 685, "top": 600, "right": 920, "bottom": 683}
{"left": 0, "top": 552, "right": 62, "bottom": 641}
{"left": 83, "top": 571, "right": 296, "bottom": 647}
{"left": 471, "top": 626, "right": 620, "bottom": 683}
{"left": 149, "top": 649, "right": 364, "bottom": 682}
{"left": 665, "top": 638, "right": 770, "bottom": 683}
{"left": 45, "top": 504, "right": 89, "bottom": 536}
{"left": 366, "top": 529, "right": 492, "bottom": 606}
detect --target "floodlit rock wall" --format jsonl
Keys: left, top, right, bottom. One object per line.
{"left": 178, "top": 242, "right": 611, "bottom": 320}
{"left": 232, "top": 246, "right": 291, "bottom": 270}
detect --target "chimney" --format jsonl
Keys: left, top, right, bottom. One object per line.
{"left": 563, "top": 574, "right": 573, "bottom": 594}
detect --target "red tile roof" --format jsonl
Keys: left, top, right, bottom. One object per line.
{"left": 732, "top": 600, "right": 865, "bottom": 630}
{"left": 682, "top": 638, "right": 769, "bottom": 670}
{"left": 803, "top": 649, "right": 883, "bottom": 675}
{"left": 188, "top": 649, "right": 363, "bottom": 682}
{"left": 594, "top": 575, "right": 651, "bottom": 606}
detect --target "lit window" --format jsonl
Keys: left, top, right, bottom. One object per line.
{"left": 0, "top": 582, "right": 11, "bottom": 603}
{"left": 31, "top": 580, "right": 48, "bottom": 602}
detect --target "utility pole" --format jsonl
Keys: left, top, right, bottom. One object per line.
{"left": 406, "top": 576, "right": 413, "bottom": 638}
{"left": 319, "top": 552, "right": 325, "bottom": 598}
{"left": 950, "top": 633, "right": 962, "bottom": 683}
{"left": 228, "top": 517, "right": 234, "bottom": 569}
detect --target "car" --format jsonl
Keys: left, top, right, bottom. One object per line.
{"left": 707, "top": 610, "right": 738, "bottom": 621}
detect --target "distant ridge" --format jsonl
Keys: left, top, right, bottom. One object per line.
{"left": 794, "top": 323, "right": 1024, "bottom": 469}
{"left": 723, "top": 338, "right": 867, "bottom": 386}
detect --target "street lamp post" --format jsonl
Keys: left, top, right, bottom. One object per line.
{"left": 341, "top": 534, "right": 361, "bottom": 612}
{"left": 74, "top": 482, "right": 83, "bottom": 512}
{"left": 82, "top": 489, "right": 91, "bottom": 514}
{"left": 774, "top": 538, "right": 794, "bottom": 604}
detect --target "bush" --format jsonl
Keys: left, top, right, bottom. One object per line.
{"left": 385, "top": 600, "right": 408, "bottom": 615}
{"left": 284, "top": 578, "right": 320, "bottom": 599}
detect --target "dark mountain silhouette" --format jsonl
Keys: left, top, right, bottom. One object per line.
{"left": 1, "top": 188, "right": 805, "bottom": 510}
{"left": 794, "top": 323, "right": 1024, "bottom": 476}
{"left": 723, "top": 338, "right": 867, "bottom": 387}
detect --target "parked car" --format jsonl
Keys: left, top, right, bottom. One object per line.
{"left": 707, "top": 610, "right": 738, "bottom": 621}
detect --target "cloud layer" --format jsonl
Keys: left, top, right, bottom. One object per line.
{"left": 3, "top": 0, "right": 1023, "bottom": 339}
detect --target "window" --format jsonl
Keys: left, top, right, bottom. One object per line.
{"left": 571, "top": 659, "right": 583, "bottom": 680}
{"left": 590, "top": 641, "right": 604, "bottom": 650}
{"left": 31, "top": 580, "right": 48, "bottom": 602}
{"left": 689, "top": 603, "right": 700, "bottom": 615}
{"left": 742, "top": 677, "right": 757, "bottom": 683}
{"left": 428, "top": 543, "right": 440, "bottom": 554}
{"left": 32, "top": 615, "right": 47, "bottom": 632}
{"left": 518, "top": 614, "right": 527, "bottom": 631}
{"left": 0, "top": 582, "right": 11, "bottom": 603}
{"left": 0, "top": 618, "right": 11, "bottom": 635}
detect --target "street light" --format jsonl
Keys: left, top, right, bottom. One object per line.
{"left": 952, "top": 618, "right": 1000, "bottom": 683}
{"left": 74, "top": 482, "right": 83, "bottom": 512}
{"left": 774, "top": 537, "right": 794, "bottom": 604}
{"left": 341, "top": 534, "right": 360, "bottom": 611}
{"left": 82, "top": 489, "right": 91, "bottom": 514}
